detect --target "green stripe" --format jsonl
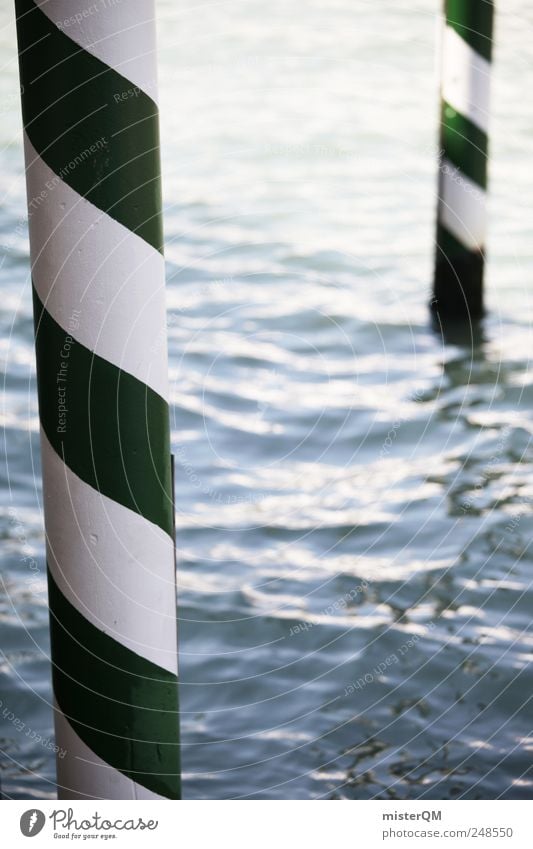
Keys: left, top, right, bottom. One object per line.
{"left": 15, "top": 0, "right": 163, "bottom": 253}
{"left": 33, "top": 287, "right": 174, "bottom": 538}
{"left": 440, "top": 101, "right": 488, "bottom": 189}
{"left": 437, "top": 222, "right": 484, "bottom": 261}
{"left": 446, "top": 0, "right": 494, "bottom": 62}
{"left": 434, "top": 224, "right": 484, "bottom": 318}
{"left": 48, "top": 567, "right": 180, "bottom": 799}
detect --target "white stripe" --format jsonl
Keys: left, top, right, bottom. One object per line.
{"left": 35, "top": 0, "right": 159, "bottom": 104}
{"left": 54, "top": 703, "right": 165, "bottom": 800}
{"left": 24, "top": 134, "right": 169, "bottom": 402}
{"left": 41, "top": 429, "right": 178, "bottom": 675}
{"left": 438, "top": 158, "right": 487, "bottom": 251}
{"left": 442, "top": 24, "right": 491, "bottom": 134}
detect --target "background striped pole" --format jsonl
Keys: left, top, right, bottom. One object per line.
{"left": 433, "top": 0, "right": 494, "bottom": 320}
{"left": 15, "top": 0, "right": 181, "bottom": 799}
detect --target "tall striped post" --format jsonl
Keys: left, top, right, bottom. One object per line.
{"left": 14, "top": 0, "right": 181, "bottom": 799}
{"left": 433, "top": 0, "right": 494, "bottom": 320}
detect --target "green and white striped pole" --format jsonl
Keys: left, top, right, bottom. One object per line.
{"left": 15, "top": 0, "right": 181, "bottom": 799}
{"left": 433, "top": 0, "right": 494, "bottom": 320}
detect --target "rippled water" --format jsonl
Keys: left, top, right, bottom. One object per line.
{"left": 1, "top": 0, "right": 532, "bottom": 799}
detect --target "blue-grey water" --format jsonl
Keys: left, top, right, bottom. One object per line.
{"left": 1, "top": 0, "right": 532, "bottom": 799}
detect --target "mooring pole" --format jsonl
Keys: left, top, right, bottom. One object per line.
{"left": 432, "top": 0, "right": 494, "bottom": 320}
{"left": 15, "top": 0, "right": 181, "bottom": 799}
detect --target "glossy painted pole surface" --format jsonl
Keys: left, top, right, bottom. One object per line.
{"left": 15, "top": 0, "right": 181, "bottom": 799}
{"left": 433, "top": 0, "right": 494, "bottom": 320}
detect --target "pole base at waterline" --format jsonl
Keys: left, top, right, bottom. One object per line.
{"left": 432, "top": 250, "right": 485, "bottom": 322}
